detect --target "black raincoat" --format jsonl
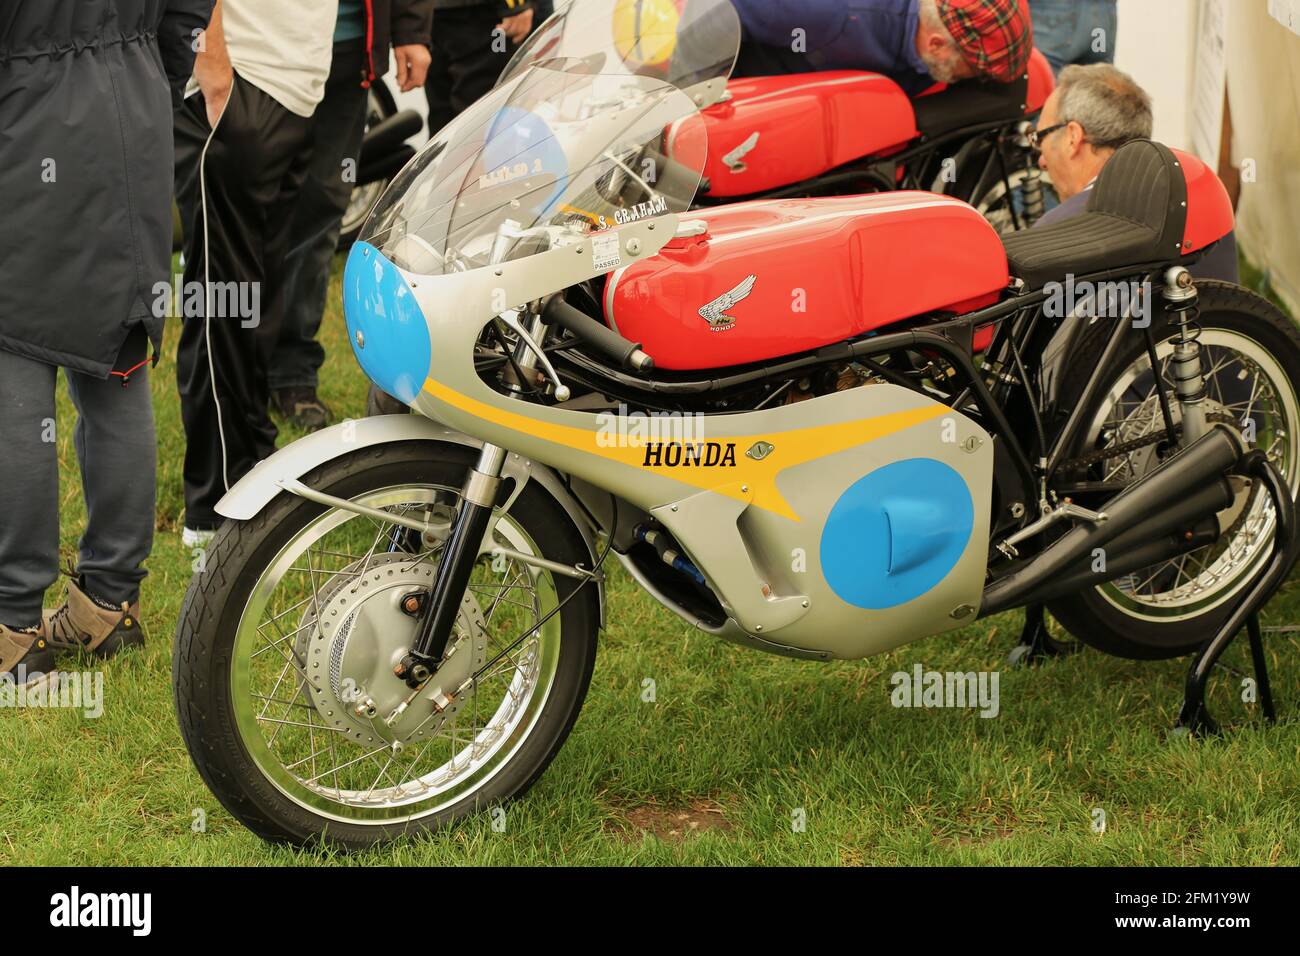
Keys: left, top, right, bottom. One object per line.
{"left": 0, "top": 0, "right": 213, "bottom": 376}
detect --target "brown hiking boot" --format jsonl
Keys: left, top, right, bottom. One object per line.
{"left": 271, "top": 386, "right": 332, "bottom": 431}
{"left": 0, "top": 622, "right": 55, "bottom": 689}
{"left": 43, "top": 578, "right": 145, "bottom": 658}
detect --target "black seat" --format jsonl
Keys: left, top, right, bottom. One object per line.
{"left": 1001, "top": 139, "right": 1189, "bottom": 288}
{"left": 911, "top": 74, "right": 1029, "bottom": 139}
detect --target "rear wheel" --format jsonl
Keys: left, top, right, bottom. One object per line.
{"left": 173, "top": 442, "right": 599, "bottom": 847}
{"left": 1047, "top": 281, "right": 1300, "bottom": 659}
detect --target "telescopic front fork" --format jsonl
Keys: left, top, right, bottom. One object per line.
{"left": 395, "top": 443, "right": 505, "bottom": 687}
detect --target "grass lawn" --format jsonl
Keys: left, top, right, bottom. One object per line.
{"left": 2, "top": 257, "right": 1299, "bottom": 867}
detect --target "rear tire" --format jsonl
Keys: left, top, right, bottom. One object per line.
{"left": 1047, "top": 281, "right": 1300, "bottom": 659}
{"left": 173, "top": 442, "right": 599, "bottom": 847}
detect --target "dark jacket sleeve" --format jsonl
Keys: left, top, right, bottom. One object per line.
{"left": 495, "top": 0, "right": 534, "bottom": 21}
{"left": 392, "top": 0, "right": 435, "bottom": 47}
{"left": 157, "top": 0, "right": 216, "bottom": 109}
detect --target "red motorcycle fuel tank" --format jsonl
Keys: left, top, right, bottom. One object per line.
{"left": 604, "top": 193, "right": 1010, "bottom": 371}
{"left": 679, "top": 71, "right": 919, "bottom": 199}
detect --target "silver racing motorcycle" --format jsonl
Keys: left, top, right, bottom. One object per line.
{"left": 173, "top": 1, "right": 1300, "bottom": 847}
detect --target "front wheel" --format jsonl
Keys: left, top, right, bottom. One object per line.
{"left": 173, "top": 442, "right": 599, "bottom": 847}
{"left": 1048, "top": 281, "right": 1300, "bottom": 659}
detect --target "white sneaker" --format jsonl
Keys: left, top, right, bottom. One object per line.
{"left": 182, "top": 526, "right": 216, "bottom": 549}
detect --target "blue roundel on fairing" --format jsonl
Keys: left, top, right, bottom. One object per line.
{"left": 819, "top": 458, "right": 974, "bottom": 609}
{"left": 342, "top": 242, "right": 431, "bottom": 406}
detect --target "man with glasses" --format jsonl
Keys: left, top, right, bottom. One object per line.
{"left": 1031, "top": 63, "right": 1237, "bottom": 282}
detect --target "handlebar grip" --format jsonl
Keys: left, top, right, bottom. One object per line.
{"left": 542, "top": 297, "right": 655, "bottom": 371}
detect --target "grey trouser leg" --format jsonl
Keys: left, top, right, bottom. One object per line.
{"left": 0, "top": 349, "right": 59, "bottom": 628}
{"left": 66, "top": 364, "right": 157, "bottom": 606}
{"left": 0, "top": 347, "right": 156, "bottom": 626}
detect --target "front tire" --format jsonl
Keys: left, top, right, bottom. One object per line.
{"left": 1047, "top": 281, "right": 1300, "bottom": 659}
{"left": 173, "top": 442, "right": 599, "bottom": 847}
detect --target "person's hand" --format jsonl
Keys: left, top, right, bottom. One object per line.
{"left": 193, "top": 42, "right": 233, "bottom": 127}
{"left": 498, "top": 8, "right": 534, "bottom": 44}
{"left": 393, "top": 43, "right": 431, "bottom": 92}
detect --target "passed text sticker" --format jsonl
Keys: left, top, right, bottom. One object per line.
{"left": 592, "top": 232, "right": 622, "bottom": 272}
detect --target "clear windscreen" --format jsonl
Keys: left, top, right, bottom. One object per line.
{"left": 360, "top": 67, "right": 707, "bottom": 276}
{"left": 498, "top": 0, "right": 741, "bottom": 101}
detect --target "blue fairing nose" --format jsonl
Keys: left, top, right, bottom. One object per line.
{"left": 343, "top": 242, "right": 432, "bottom": 405}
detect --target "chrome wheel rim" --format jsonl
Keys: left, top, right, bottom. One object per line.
{"left": 1084, "top": 329, "right": 1299, "bottom": 622}
{"left": 341, "top": 178, "right": 386, "bottom": 240}
{"left": 229, "top": 483, "right": 562, "bottom": 825}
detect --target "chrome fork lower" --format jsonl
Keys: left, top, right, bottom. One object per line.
{"left": 396, "top": 443, "right": 506, "bottom": 686}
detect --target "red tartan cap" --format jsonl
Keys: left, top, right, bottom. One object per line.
{"left": 937, "top": 0, "right": 1033, "bottom": 83}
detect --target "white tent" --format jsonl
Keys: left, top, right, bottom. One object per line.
{"left": 1116, "top": 0, "right": 1300, "bottom": 315}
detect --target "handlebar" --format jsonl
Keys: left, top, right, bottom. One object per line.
{"left": 542, "top": 296, "right": 655, "bottom": 371}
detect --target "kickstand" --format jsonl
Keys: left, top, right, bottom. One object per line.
{"left": 1175, "top": 611, "right": 1277, "bottom": 736}
{"left": 1174, "top": 451, "right": 1292, "bottom": 737}
{"left": 1007, "top": 604, "right": 1081, "bottom": 666}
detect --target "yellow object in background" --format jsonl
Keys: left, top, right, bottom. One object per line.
{"left": 612, "top": 0, "right": 681, "bottom": 68}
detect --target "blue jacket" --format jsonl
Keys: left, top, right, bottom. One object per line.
{"left": 734, "top": 0, "right": 934, "bottom": 93}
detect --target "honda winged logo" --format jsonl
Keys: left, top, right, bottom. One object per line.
{"left": 721, "top": 131, "right": 759, "bottom": 173}
{"left": 698, "top": 274, "right": 757, "bottom": 332}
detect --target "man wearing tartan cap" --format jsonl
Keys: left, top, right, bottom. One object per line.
{"left": 733, "top": 0, "right": 1033, "bottom": 95}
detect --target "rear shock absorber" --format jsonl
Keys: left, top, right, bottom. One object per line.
{"left": 1014, "top": 123, "right": 1045, "bottom": 225}
{"left": 1162, "top": 266, "right": 1208, "bottom": 444}
{"left": 1020, "top": 167, "right": 1045, "bottom": 225}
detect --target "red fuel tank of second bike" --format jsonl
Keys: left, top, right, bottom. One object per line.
{"left": 603, "top": 193, "right": 1010, "bottom": 371}
{"left": 682, "top": 71, "right": 919, "bottom": 199}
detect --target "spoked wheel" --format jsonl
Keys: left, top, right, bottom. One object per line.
{"left": 1049, "top": 281, "right": 1300, "bottom": 659}
{"left": 173, "top": 442, "right": 598, "bottom": 847}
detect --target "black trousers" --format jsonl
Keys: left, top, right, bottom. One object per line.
{"left": 425, "top": 5, "right": 518, "bottom": 135}
{"left": 270, "top": 39, "right": 370, "bottom": 392}
{"left": 173, "top": 75, "right": 313, "bottom": 529}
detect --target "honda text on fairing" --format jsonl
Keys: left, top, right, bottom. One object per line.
{"left": 500, "top": 0, "right": 1058, "bottom": 232}
{"left": 173, "top": 0, "right": 1300, "bottom": 847}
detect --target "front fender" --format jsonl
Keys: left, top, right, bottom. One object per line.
{"left": 216, "top": 414, "right": 605, "bottom": 624}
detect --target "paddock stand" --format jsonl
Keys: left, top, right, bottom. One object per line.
{"left": 1174, "top": 450, "right": 1295, "bottom": 736}
{"left": 1006, "top": 603, "right": 1083, "bottom": 666}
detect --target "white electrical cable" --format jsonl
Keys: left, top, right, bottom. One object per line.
{"left": 196, "top": 82, "right": 233, "bottom": 493}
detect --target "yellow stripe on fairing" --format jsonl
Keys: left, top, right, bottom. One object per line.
{"left": 423, "top": 378, "right": 949, "bottom": 521}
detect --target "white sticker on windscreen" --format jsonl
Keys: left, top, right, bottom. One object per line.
{"left": 592, "top": 232, "right": 622, "bottom": 272}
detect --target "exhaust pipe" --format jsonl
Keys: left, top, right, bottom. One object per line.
{"left": 981, "top": 425, "right": 1243, "bottom": 615}
{"left": 1027, "top": 517, "right": 1219, "bottom": 605}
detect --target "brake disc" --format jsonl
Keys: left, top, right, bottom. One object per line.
{"left": 296, "top": 556, "right": 487, "bottom": 747}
